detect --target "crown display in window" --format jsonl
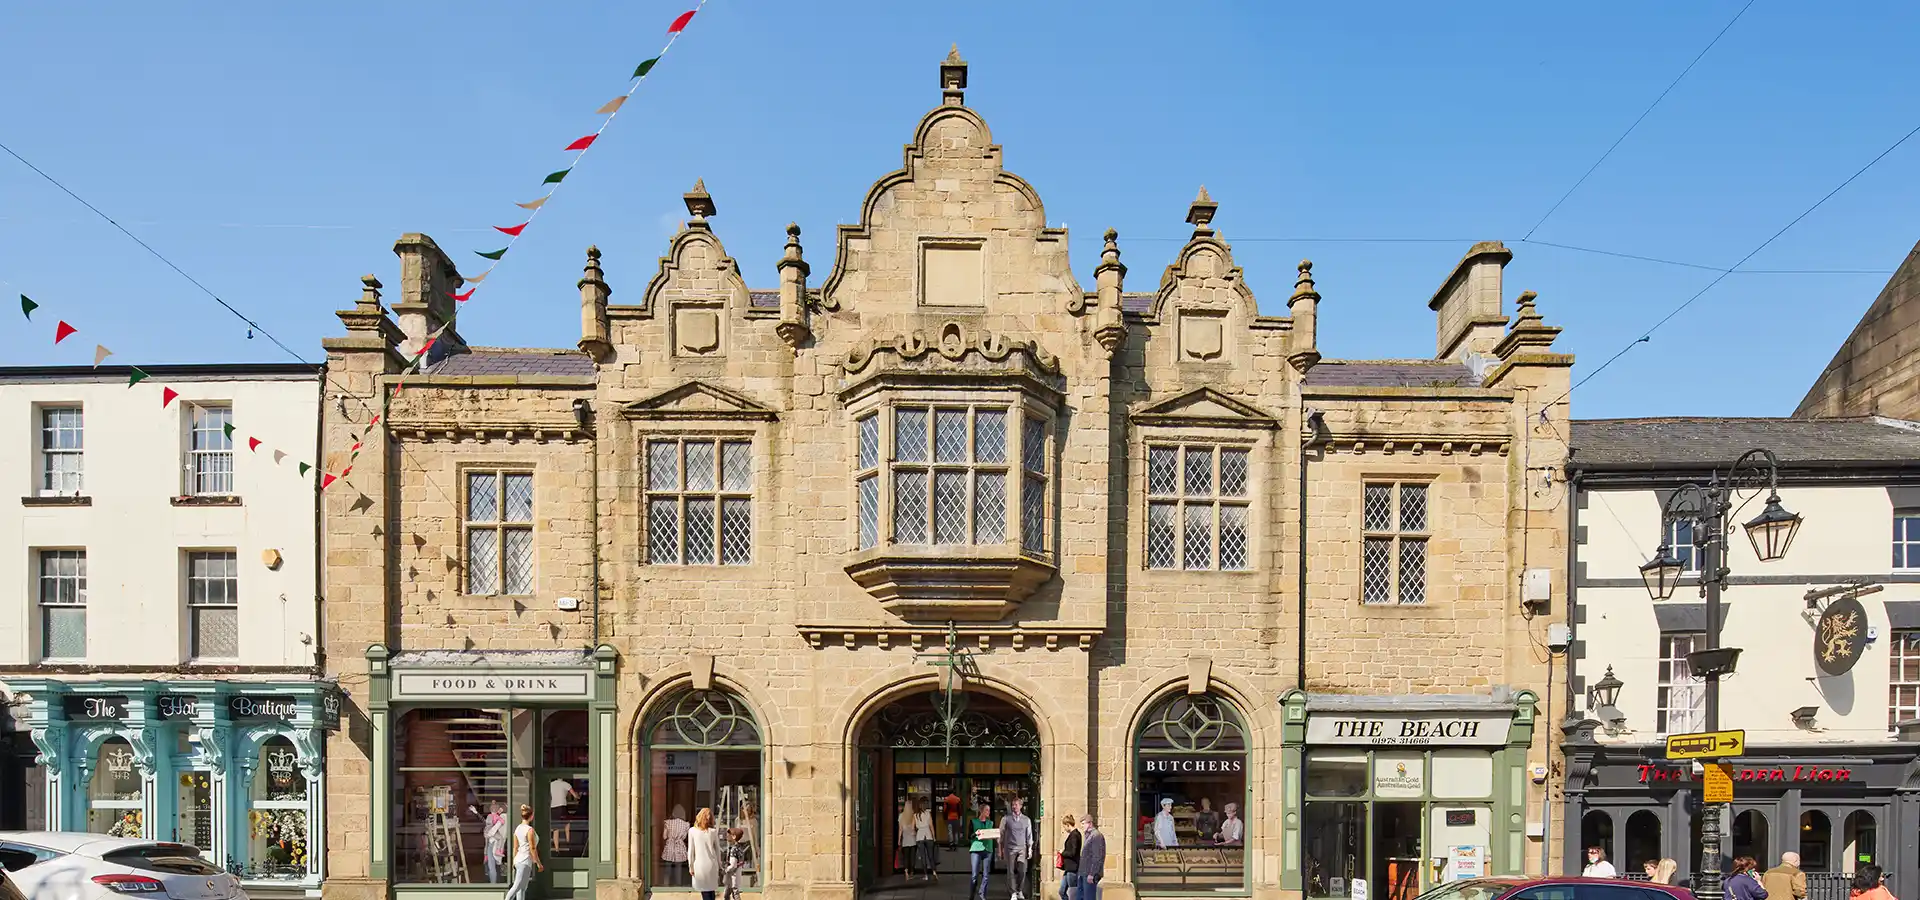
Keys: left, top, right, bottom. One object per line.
{"left": 105, "top": 747, "right": 135, "bottom": 778}
{"left": 268, "top": 748, "right": 298, "bottom": 786}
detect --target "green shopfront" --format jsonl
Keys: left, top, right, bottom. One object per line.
{"left": 366, "top": 646, "right": 618, "bottom": 900}
{"left": 1280, "top": 690, "right": 1539, "bottom": 900}
{"left": 6, "top": 678, "right": 337, "bottom": 897}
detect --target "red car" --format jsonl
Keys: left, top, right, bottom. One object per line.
{"left": 1416, "top": 877, "right": 1695, "bottom": 900}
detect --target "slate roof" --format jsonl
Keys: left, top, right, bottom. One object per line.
{"left": 424, "top": 347, "right": 596, "bottom": 377}
{"left": 1570, "top": 416, "right": 1920, "bottom": 470}
{"left": 1121, "top": 292, "right": 1155, "bottom": 313}
{"left": 749, "top": 290, "right": 778, "bottom": 309}
{"left": 1305, "top": 360, "right": 1476, "bottom": 388}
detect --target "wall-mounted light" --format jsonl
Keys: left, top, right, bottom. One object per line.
{"left": 1790, "top": 706, "right": 1819, "bottom": 730}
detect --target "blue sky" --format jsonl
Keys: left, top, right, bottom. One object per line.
{"left": 2, "top": 2, "right": 1916, "bottom": 419}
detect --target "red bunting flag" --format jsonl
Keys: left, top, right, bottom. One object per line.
{"left": 371, "top": 414, "right": 381, "bottom": 426}
{"left": 565, "top": 135, "right": 597, "bottom": 151}
{"left": 449, "top": 288, "right": 474, "bottom": 301}
{"left": 341, "top": 465, "right": 354, "bottom": 478}
{"left": 248, "top": 437, "right": 262, "bottom": 451}
{"left": 351, "top": 441, "right": 363, "bottom": 453}
{"left": 321, "top": 473, "right": 337, "bottom": 489}
{"left": 493, "top": 222, "right": 528, "bottom": 236}
{"left": 668, "top": 9, "right": 696, "bottom": 32}
{"left": 162, "top": 387, "right": 179, "bottom": 407}
{"left": 54, "top": 321, "right": 77, "bottom": 343}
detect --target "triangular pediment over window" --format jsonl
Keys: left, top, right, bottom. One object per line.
{"left": 619, "top": 380, "right": 778, "bottom": 422}
{"left": 1129, "top": 387, "right": 1278, "bottom": 430}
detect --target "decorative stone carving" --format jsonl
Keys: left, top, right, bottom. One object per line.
{"left": 675, "top": 307, "right": 722, "bottom": 356}
{"left": 1179, "top": 312, "right": 1225, "bottom": 361}
{"left": 842, "top": 320, "right": 1059, "bottom": 376}
{"left": 845, "top": 545, "right": 1055, "bottom": 622}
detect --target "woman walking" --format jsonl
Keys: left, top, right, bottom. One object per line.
{"left": 968, "top": 802, "right": 997, "bottom": 900}
{"left": 502, "top": 804, "right": 542, "bottom": 900}
{"left": 1643, "top": 859, "right": 1678, "bottom": 885}
{"left": 900, "top": 798, "right": 922, "bottom": 882}
{"left": 1057, "top": 815, "right": 1081, "bottom": 900}
{"left": 1728, "top": 857, "right": 1770, "bottom": 900}
{"left": 688, "top": 807, "right": 724, "bottom": 900}
{"left": 915, "top": 798, "right": 939, "bottom": 883}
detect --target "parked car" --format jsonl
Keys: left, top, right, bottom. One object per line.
{"left": 0, "top": 863, "right": 28, "bottom": 900}
{"left": 1415, "top": 877, "right": 1695, "bottom": 900}
{"left": 0, "top": 833, "right": 246, "bottom": 900}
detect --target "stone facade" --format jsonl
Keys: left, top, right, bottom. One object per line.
{"left": 1797, "top": 238, "right": 1920, "bottom": 419}
{"left": 318, "top": 51, "right": 1572, "bottom": 900}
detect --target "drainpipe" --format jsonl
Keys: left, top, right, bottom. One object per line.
{"left": 575, "top": 399, "right": 600, "bottom": 645}
{"left": 1298, "top": 409, "right": 1325, "bottom": 687}
{"left": 312, "top": 364, "right": 328, "bottom": 673}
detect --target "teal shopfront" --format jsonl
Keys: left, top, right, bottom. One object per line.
{"left": 5, "top": 678, "right": 338, "bottom": 896}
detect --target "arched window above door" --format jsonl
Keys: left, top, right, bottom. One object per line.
{"left": 1134, "top": 692, "right": 1249, "bottom": 893}
{"left": 642, "top": 688, "right": 763, "bottom": 890}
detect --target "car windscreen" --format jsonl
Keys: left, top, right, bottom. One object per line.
{"left": 101, "top": 844, "right": 224, "bottom": 876}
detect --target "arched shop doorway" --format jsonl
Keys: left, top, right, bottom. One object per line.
{"left": 856, "top": 690, "right": 1040, "bottom": 892}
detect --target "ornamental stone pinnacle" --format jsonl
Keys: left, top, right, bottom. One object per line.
{"left": 940, "top": 44, "right": 968, "bottom": 106}
{"left": 1186, "top": 186, "right": 1218, "bottom": 233}
{"left": 684, "top": 178, "right": 716, "bottom": 224}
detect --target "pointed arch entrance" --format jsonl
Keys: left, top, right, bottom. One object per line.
{"left": 855, "top": 688, "right": 1041, "bottom": 893}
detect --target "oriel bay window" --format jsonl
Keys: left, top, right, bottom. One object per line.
{"left": 851, "top": 402, "right": 1051, "bottom": 553}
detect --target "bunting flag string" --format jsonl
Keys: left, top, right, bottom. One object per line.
{"left": 14, "top": 287, "right": 351, "bottom": 489}
{"left": 451, "top": 3, "right": 708, "bottom": 301}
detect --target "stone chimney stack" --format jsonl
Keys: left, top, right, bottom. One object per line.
{"left": 391, "top": 233, "right": 466, "bottom": 362}
{"left": 1427, "top": 241, "right": 1512, "bottom": 361}
{"left": 776, "top": 223, "right": 811, "bottom": 347}
{"left": 1288, "top": 259, "right": 1320, "bottom": 372}
{"left": 578, "top": 245, "right": 613, "bottom": 362}
{"left": 940, "top": 45, "right": 968, "bottom": 107}
{"left": 1093, "top": 228, "right": 1127, "bottom": 356}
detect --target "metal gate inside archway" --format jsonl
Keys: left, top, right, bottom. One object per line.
{"left": 856, "top": 691, "right": 1041, "bottom": 893}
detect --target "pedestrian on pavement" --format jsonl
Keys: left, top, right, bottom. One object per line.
{"left": 689, "top": 807, "right": 723, "bottom": 900}
{"left": 1057, "top": 815, "right": 1081, "bottom": 900}
{"left": 915, "top": 798, "right": 939, "bottom": 883}
{"left": 1582, "top": 846, "right": 1616, "bottom": 878}
{"left": 1851, "top": 864, "right": 1895, "bottom": 900}
{"left": 1078, "top": 817, "right": 1106, "bottom": 900}
{"left": 1000, "top": 797, "right": 1035, "bottom": 900}
{"left": 1644, "top": 859, "right": 1678, "bottom": 885}
{"left": 722, "top": 827, "right": 752, "bottom": 900}
{"left": 969, "top": 803, "right": 998, "bottom": 900}
{"left": 1728, "top": 857, "right": 1770, "bottom": 900}
{"left": 1764, "top": 853, "right": 1807, "bottom": 900}
{"left": 503, "top": 804, "right": 542, "bottom": 900}
{"left": 900, "top": 798, "right": 922, "bottom": 882}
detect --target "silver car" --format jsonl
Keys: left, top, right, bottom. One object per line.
{"left": 0, "top": 833, "right": 245, "bottom": 900}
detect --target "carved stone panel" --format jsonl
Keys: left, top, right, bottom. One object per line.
{"left": 674, "top": 305, "right": 723, "bottom": 357}
{"left": 1180, "top": 311, "right": 1225, "bottom": 362}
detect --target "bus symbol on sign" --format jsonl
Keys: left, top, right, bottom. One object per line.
{"left": 1665, "top": 729, "right": 1746, "bottom": 760}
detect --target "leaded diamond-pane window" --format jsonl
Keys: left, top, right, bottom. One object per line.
{"left": 1145, "top": 444, "right": 1253, "bottom": 571}
{"left": 187, "top": 550, "right": 239, "bottom": 659}
{"left": 1021, "top": 416, "right": 1048, "bottom": 554}
{"left": 1361, "top": 481, "right": 1430, "bottom": 605}
{"left": 467, "top": 470, "right": 534, "bottom": 594}
{"left": 646, "top": 438, "right": 753, "bottom": 566}
{"left": 888, "top": 406, "right": 1028, "bottom": 550}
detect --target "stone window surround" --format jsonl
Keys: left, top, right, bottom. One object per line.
{"left": 36, "top": 547, "right": 88, "bottom": 662}
{"left": 846, "top": 386, "right": 1054, "bottom": 558}
{"left": 461, "top": 465, "right": 536, "bottom": 597}
{"left": 38, "top": 403, "right": 84, "bottom": 497}
{"left": 1357, "top": 475, "right": 1433, "bottom": 606}
{"left": 1137, "top": 433, "right": 1261, "bottom": 573}
{"left": 642, "top": 431, "right": 757, "bottom": 567}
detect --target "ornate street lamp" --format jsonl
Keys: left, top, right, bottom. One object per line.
{"left": 1588, "top": 666, "right": 1625, "bottom": 729}
{"left": 916, "top": 621, "right": 982, "bottom": 760}
{"left": 1637, "top": 448, "right": 1801, "bottom": 900}
{"left": 1638, "top": 545, "right": 1687, "bottom": 602}
{"left": 1743, "top": 490, "right": 1804, "bottom": 563}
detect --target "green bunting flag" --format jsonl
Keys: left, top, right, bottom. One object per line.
{"left": 542, "top": 169, "right": 570, "bottom": 185}
{"left": 21, "top": 295, "right": 37, "bottom": 320}
{"left": 128, "top": 366, "right": 151, "bottom": 387}
{"left": 475, "top": 247, "right": 508, "bottom": 260}
{"left": 633, "top": 57, "right": 659, "bottom": 78}
{"left": 298, "top": 462, "right": 311, "bottom": 477}
{"left": 222, "top": 422, "right": 235, "bottom": 439}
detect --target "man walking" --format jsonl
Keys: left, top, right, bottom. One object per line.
{"left": 999, "top": 798, "right": 1035, "bottom": 900}
{"left": 1079, "top": 817, "right": 1106, "bottom": 900}
{"left": 1763, "top": 852, "right": 1808, "bottom": 900}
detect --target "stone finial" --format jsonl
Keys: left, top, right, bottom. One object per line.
{"left": 1513, "top": 289, "right": 1542, "bottom": 325}
{"left": 1291, "top": 260, "right": 1319, "bottom": 303}
{"left": 578, "top": 245, "right": 607, "bottom": 290}
{"left": 684, "top": 178, "right": 716, "bottom": 224}
{"left": 940, "top": 44, "right": 968, "bottom": 106}
{"left": 1093, "top": 228, "right": 1128, "bottom": 355}
{"left": 777, "top": 222, "right": 812, "bottom": 347}
{"left": 1186, "top": 186, "right": 1218, "bottom": 232}
{"left": 358, "top": 275, "right": 383, "bottom": 311}
{"left": 1101, "top": 228, "right": 1121, "bottom": 265}
{"left": 781, "top": 223, "right": 807, "bottom": 268}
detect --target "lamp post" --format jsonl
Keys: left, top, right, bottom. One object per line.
{"left": 1636, "top": 449, "right": 1803, "bottom": 900}
{"left": 917, "top": 621, "right": 983, "bottom": 760}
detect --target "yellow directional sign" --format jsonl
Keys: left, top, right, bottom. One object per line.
{"left": 1703, "top": 763, "right": 1734, "bottom": 803}
{"left": 1665, "top": 729, "right": 1746, "bottom": 760}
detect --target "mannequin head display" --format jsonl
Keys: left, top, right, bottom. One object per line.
{"left": 1200, "top": 798, "right": 1212, "bottom": 812}
{"left": 1224, "top": 803, "right": 1239, "bottom": 820}
{"left": 1158, "top": 798, "right": 1174, "bottom": 816}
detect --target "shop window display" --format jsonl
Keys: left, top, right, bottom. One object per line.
{"left": 88, "top": 737, "right": 143, "bottom": 836}
{"left": 644, "top": 689, "right": 763, "bottom": 890}
{"left": 176, "top": 769, "right": 213, "bottom": 852}
{"left": 1303, "top": 750, "right": 1496, "bottom": 900}
{"left": 1133, "top": 693, "right": 1248, "bottom": 894}
{"left": 393, "top": 707, "right": 577, "bottom": 885}
{"left": 246, "top": 737, "right": 309, "bottom": 879}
